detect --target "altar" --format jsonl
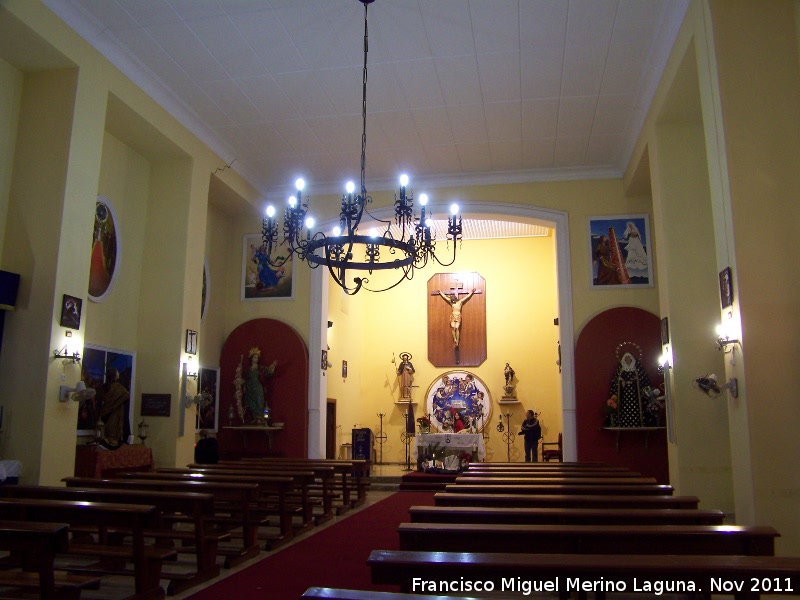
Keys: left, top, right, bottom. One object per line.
{"left": 413, "top": 432, "right": 485, "bottom": 464}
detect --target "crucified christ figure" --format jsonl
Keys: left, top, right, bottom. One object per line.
{"left": 438, "top": 288, "right": 476, "bottom": 347}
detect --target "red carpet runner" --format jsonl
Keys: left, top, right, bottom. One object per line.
{"left": 185, "top": 491, "right": 435, "bottom": 599}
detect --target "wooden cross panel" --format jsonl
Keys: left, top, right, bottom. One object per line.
{"left": 427, "top": 272, "right": 486, "bottom": 367}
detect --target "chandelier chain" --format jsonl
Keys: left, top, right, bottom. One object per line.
{"left": 257, "top": 0, "right": 464, "bottom": 295}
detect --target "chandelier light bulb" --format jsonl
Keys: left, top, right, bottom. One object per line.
{"left": 450, "top": 203, "right": 459, "bottom": 215}
{"left": 266, "top": 205, "right": 275, "bottom": 218}
{"left": 345, "top": 181, "right": 355, "bottom": 194}
{"left": 399, "top": 174, "right": 409, "bottom": 187}
{"left": 295, "top": 178, "right": 305, "bottom": 192}
{"left": 419, "top": 193, "right": 428, "bottom": 205}
{"left": 305, "top": 216, "right": 315, "bottom": 230}
{"left": 288, "top": 195, "right": 297, "bottom": 208}
{"left": 369, "top": 228, "right": 379, "bottom": 238}
{"left": 333, "top": 226, "right": 342, "bottom": 236}
{"left": 425, "top": 217, "right": 433, "bottom": 228}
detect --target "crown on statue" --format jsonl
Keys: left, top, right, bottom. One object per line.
{"left": 248, "top": 347, "right": 261, "bottom": 358}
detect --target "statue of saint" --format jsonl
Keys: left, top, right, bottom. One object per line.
{"left": 236, "top": 347, "right": 277, "bottom": 424}
{"left": 437, "top": 288, "right": 476, "bottom": 347}
{"left": 396, "top": 352, "right": 415, "bottom": 400}
{"left": 504, "top": 363, "right": 515, "bottom": 386}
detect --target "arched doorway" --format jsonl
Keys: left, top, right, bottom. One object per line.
{"left": 307, "top": 202, "right": 575, "bottom": 461}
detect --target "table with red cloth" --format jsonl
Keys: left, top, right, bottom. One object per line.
{"left": 74, "top": 444, "right": 155, "bottom": 478}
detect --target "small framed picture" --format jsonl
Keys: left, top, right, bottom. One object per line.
{"left": 660, "top": 317, "right": 670, "bottom": 346}
{"left": 185, "top": 329, "right": 198, "bottom": 355}
{"left": 719, "top": 267, "right": 733, "bottom": 308}
{"left": 342, "top": 360, "right": 348, "bottom": 379}
{"left": 60, "top": 294, "right": 83, "bottom": 329}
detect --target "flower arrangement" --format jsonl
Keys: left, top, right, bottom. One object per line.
{"left": 605, "top": 394, "right": 619, "bottom": 427}
{"left": 417, "top": 414, "right": 431, "bottom": 432}
{"left": 644, "top": 386, "right": 665, "bottom": 426}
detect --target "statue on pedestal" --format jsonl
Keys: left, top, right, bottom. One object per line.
{"left": 502, "top": 363, "right": 516, "bottom": 400}
{"left": 397, "top": 352, "right": 415, "bottom": 400}
{"left": 234, "top": 347, "right": 277, "bottom": 425}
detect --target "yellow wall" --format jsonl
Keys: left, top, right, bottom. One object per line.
{"left": 327, "top": 235, "right": 561, "bottom": 462}
{"left": 3, "top": 0, "right": 798, "bottom": 557}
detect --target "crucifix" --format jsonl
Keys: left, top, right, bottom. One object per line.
{"left": 432, "top": 282, "right": 481, "bottom": 363}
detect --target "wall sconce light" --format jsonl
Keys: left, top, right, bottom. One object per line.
{"left": 187, "top": 370, "right": 199, "bottom": 380}
{"left": 53, "top": 345, "right": 81, "bottom": 364}
{"left": 716, "top": 314, "right": 740, "bottom": 353}
{"left": 137, "top": 419, "right": 149, "bottom": 445}
{"left": 716, "top": 334, "right": 740, "bottom": 352}
{"left": 657, "top": 346, "right": 672, "bottom": 371}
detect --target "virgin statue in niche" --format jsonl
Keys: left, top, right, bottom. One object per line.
{"left": 234, "top": 347, "right": 277, "bottom": 424}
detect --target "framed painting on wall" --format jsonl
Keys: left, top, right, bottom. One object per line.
{"left": 241, "top": 234, "right": 294, "bottom": 300}
{"left": 588, "top": 214, "right": 653, "bottom": 288}
{"left": 196, "top": 367, "right": 219, "bottom": 433}
{"left": 78, "top": 343, "right": 136, "bottom": 440}
{"left": 424, "top": 370, "right": 492, "bottom": 433}
{"left": 89, "top": 196, "right": 121, "bottom": 302}
{"left": 59, "top": 294, "right": 83, "bottom": 329}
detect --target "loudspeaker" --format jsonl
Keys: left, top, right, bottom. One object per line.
{"left": 0, "top": 271, "right": 20, "bottom": 311}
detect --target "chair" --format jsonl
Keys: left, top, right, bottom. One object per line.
{"left": 541, "top": 433, "right": 562, "bottom": 462}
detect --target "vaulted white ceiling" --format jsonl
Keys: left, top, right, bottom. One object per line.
{"left": 44, "top": 0, "right": 688, "bottom": 202}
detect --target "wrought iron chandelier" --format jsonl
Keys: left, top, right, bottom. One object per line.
{"left": 259, "top": 0, "right": 463, "bottom": 295}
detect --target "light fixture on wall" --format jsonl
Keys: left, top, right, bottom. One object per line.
{"left": 257, "top": 0, "right": 463, "bottom": 295}
{"left": 715, "top": 333, "right": 739, "bottom": 352}
{"left": 58, "top": 381, "right": 96, "bottom": 403}
{"left": 694, "top": 373, "right": 738, "bottom": 398}
{"left": 53, "top": 345, "right": 81, "bottom": 364}
{"left": 716, "top": 312, "right": 740, "bottom": 352}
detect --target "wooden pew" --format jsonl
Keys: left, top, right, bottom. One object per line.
{"left": 0, "top": 498, "right": 172, "bottom": 599}
{"left": 233, "top": 458, "right": 370, "bottom": 510}
{"left": 178, "top": 464, "right": 332, "bottom": 526}
{"left": 434, "top": 492, "right": 700, "bottom": 509}
{"left": 467, "top": 462, "right": 620, "bottom": 469}
{"left": 0, "top": 484, "right": 222, "bottom": 595}
{"left": 453, "top": 475, "right": 658, "bottom": 485}
{"left": 193, "top": 463, "right": 337, "bottom": 523}
{"left": 301, "top": 587, "right": 484, "bottom": 600}
{"left": 397, "top": 522, "right": 779, "bottom": 555}
{"left": 118, "top": 471, "right": 297, "bottom": 549}
{"left": 408, "top": 505, "right": 726, "bottom": 525}
{"left": 0, "top": 520, "right": 101, "bottom": 600}
{"left": 368, "top": 550, "right": 800, "bottom": 599}
{"left": 63, "top": 476, "right": 261, "bottom": 568}
{"left": 459, "top": 469, "right": 644, "bottom": 478}
{"left": 443, "top": 483, "right": 674, "bottom": 495}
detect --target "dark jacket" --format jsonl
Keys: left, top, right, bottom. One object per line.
{"left": 520, "top": 417, "right": 542, "bottom": 443}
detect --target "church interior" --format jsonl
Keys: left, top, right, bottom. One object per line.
{"left": 1, "top": 0, "right": 800, "bottom": 597}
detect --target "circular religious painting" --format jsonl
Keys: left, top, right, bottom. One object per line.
{"left": 424, "top": 370, "right": 492, "bottom": 433}
{"left": 88, "top": 196, "right": 120, "bottom": 302}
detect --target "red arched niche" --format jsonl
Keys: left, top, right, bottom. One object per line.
{"left": 218, "top": 318, "right": 308, "bottom": 458}
{"left": 575, "top": 307, "right": 668, "bottom": 483}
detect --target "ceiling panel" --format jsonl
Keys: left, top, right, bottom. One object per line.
{"left": 43, "top": 0, "right": 689, "bottom": 197}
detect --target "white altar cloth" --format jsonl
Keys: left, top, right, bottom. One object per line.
{"left": 413, "top": 432, "right": 485, "bottom": 462}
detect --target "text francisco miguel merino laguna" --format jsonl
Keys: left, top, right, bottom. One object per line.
{"left": 412, "top": 576, "right": 795, "bottom": 596}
